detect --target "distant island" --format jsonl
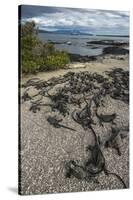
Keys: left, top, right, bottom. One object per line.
{"left": 38, "top": 29, "right": 94, "bottom": 36}
{"left": 38, "top": 29, "right": 129, "bottom": 38}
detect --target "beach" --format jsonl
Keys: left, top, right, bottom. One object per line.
{"left": 20, "top": 51, "right": 129, "bottom": 194}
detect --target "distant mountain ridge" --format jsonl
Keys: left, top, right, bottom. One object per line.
{"left": 38, "top": 29, "right": 129, "bottom": 37}
{"left": 38, "top": 29, "right": 94, "bottom": 36}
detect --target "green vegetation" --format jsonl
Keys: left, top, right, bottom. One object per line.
{"left": 20, "top": 21, "right": 70, "bottom": 74}
{"left": 43, "top": 52, "right": 70, "bottom": 71}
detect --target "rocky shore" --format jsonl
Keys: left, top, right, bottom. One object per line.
{"left": 49, "top": 39, "right": 129, "bottom": 47}
{"left": 87, "top": 39, "right": 129, "bottom": 46}
{"left": 68, "top": 46, "right": 129, "bottom": 62}
{"left": 47, "top": 38, "right": 129, "bottom": 63}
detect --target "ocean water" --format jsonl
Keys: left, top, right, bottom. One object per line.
{"left": 38, "top": 32, "right": 129, "bottom": 56}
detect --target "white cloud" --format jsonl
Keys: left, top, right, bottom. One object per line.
{"left": 23, "top": 8, "right": 129, "bottom": 34}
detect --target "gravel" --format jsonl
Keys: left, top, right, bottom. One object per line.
{"left": 19, "top": 56, "right": 129, "bottom": 195}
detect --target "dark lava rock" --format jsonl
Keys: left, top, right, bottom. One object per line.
{"left": 69, "top": 53, "right": 97, "bottom": 62}
{"left": 87, "top": 40, "right": 129, "bottom": 46}
{"left": 102, "top": 47, "right": 129, "bottom": 55}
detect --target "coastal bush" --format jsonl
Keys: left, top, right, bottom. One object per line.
{"left": 22, "top": 60, "right": 40, "bottom": 74}
{"left": 21, "top": 21, "right": 36, "bottom": 37}
{"left": 20, "top": 21, "right": 70, "bottom": 74}
{"left": 43, "top": 52, "right": 70, "bottom": 70}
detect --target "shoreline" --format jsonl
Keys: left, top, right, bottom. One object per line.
{"left": 21, "top": 39, "right": 129, "bottom": 83}
{"left": 21, "top": 53, "right": 129, "bottom": 83}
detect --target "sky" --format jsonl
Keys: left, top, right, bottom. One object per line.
{"left": 20, "top": 5, "right": 129, "bottom": 35}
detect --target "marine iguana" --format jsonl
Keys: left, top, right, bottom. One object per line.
{"left": 71, "top": 98, "right": 95, "bottom": 129}
{"left": 85, "top": 126, "right": 106, "bottom": 175}
{"left": 22, "top": 88, "right": 32, "bottom": 103}
{"left": 47, "top": 116, "right": 76, "bottom": 131}
{"left": 85, "top": 126, "right": 126, "bottom": 188}
{"left": 85, "top": 144, "right": 106, "bottom": 175}
{"left": 29, "top": 103, "right": 41, "bottom": 113}
{"left": 70, "top": 96, "right": 83, "bottom": 108}
{"left": 105, "top": 127, "right": 122, "bottom": 156}
{"left": 51, "top": 101, "right": 69, "bottom": 116}
{"left": 65, "top": 160, "right": 99, "bottom": 183}
{"left": 46, "top": 89, "right": 69, "bottom": 116}
{"left": 96, "top": 110, "right": 116, "bottom": 126}
{"left": 92, "top": 89, "right": 105, "bottom": 108}
{"left": 29, "top": 98, "right": 50, "bottom": 113}
{"left": 65, "top": 160, "right": 87, "bottom": 180}
{"left": 22, "top": 78, "right": 40, "bottom": 88}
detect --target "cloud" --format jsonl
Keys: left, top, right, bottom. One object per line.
{"left": 21, "top": 5, "right": 129, "bottom": 35}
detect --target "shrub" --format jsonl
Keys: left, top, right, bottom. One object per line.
{"left": 21, "top": 21, "right": 36, "bottom": 37}
{"left": 20, "top": 21, "right": 70, "bottom": 74}
{"left": 43, "top": 52, "right": 70, "bottom": 71}
{"left": 22, "top": 60, "right": 40, "bottom": 74}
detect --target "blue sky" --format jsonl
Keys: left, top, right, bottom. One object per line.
{"left": 21, "top": 5, "right": 129, "bottom": 35}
